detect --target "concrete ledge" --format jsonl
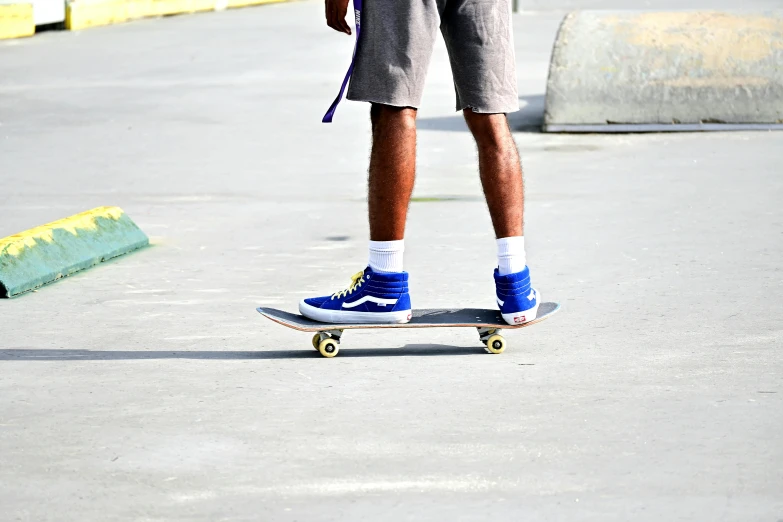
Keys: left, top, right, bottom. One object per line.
{"left": 0, "top": 2, "right": 34, "bottom": 40}
{"left": 66, "top": 0, "right": 287, "bottom": 31}
{"left": 544, "top": 11, "right": 783, "bottom": 132}
{"left": 0, "top": 207, "right": 148, "bottom": 298}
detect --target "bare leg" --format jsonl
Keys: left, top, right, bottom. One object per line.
{"left": 463, "top": 109, "right": 524, "bottom": 238}
{"left": 368, "top": 104, "right": 417, "bottom": 241}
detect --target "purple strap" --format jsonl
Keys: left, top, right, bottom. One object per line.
{"left": 322, "top": 0, "right": 362, "bottom": 123}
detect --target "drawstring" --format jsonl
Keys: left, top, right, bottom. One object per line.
{"left": 322, "top": 0, "right": 363, "bottom": 123}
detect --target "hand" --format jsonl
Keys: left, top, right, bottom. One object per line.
{"left": 325, "top": 0, "right": 352, "bottom": 35}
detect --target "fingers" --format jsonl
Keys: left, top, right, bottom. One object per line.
{"left": 325, "top": 0, "right": 352, "bottom": 35}
{"left": 326, "top": 1, "right": 336, "bottom": 31}
{"left": 335, "top": 0, "right": 351, "bottom": 35}
{"left": 337, "top": 13, "right": 351, "bottom": 35}
{"left": 336, "top": 15, "right": 352, "bottom": 35}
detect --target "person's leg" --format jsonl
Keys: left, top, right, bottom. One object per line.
{"left": 439, "top": 0, "right": 522, "bottom": 241}
{"left": 464, "top": 110, "right": 538, "bottom": 325}
{"left": 439, "top": 0, "right": 539, "bottom": 325}
{"left": 300, "top": 0, "right": 441, "bottom": 324}
{"left": 368, "top": 104, "right": 418, "bottom": 242}
{"left": 297, "top": 106, "right": 417, "bottom": 324}
{"left": 462, "top": 110, "right": 524, "bottom": 240}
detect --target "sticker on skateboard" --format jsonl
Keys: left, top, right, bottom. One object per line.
{"left": 257, "top": 302, "right": 560, "bottom": 358}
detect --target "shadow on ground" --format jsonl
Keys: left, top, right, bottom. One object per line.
{"left": 417, "top": 95, "right": 544, "bottom": 132}
{"left": 1, "top": 344, "right": 486, "bottom": 360}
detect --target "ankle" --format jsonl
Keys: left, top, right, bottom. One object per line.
{"left": 369, "top": 240, "right": 404, "bottom": 273}
{"left": 497, "top": 236, "right": 526, "bottom": 275}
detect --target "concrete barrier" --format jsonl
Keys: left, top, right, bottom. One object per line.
{"left": 544, "top": 11, "right": 783, "bottom": 132}
{"left": 0, "top": 2, "right": 34, "bottom": 39}
{"left": 0, "top": 207, "right": 148, "bottom": 298}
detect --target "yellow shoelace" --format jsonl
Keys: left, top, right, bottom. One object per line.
{"left": 331, "top": 271, "right": 365, "bottom": 300}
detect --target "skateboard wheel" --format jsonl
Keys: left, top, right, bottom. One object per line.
{"left": 312, "top": 333, "right": 321, "bottom": 350}
{"left": 484, "top": 334, "right": 506, "bottom": 354}
{"left": 318, "top": 338, "right": 339, "bottom": 358}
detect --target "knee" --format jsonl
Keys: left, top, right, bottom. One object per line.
{"left": 464, "top": 110, "right": 511, "bottom": 150}
{"left": 371, "top": 104, "right": 417, "bottom": 132}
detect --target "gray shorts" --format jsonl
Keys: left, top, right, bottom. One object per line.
{"left": 346, "top": 0, "right": 519, "bottom": 113}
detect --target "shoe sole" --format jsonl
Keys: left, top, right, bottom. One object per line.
{"left": 500, "top": 290, "right": 541, "bottom": 326}
{"left": 299, "top": 300, "right": 412, "bottom": 324}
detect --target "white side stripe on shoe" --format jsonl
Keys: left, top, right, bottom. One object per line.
{"left": 342, "top": 295, "right": 399, "bottom": 309}
{"left": 527, "top": 289, "right": 536, "bottom": 301}
{"left": 496, "top": 297, "right": 504, "bottom": 307}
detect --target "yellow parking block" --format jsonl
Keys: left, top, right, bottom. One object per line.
{"left": 0, "top": 3, "right": 34, "bottom": 40}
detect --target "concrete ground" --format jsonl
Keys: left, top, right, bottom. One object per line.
{"left": 1, "top": 0, "right": 782, "bottom": 520}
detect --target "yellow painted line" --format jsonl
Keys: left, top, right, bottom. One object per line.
{"left": 66, "top": 0, "right": 295, "bottom": 31}
{"left": 0, "top": 3, "right": 34, "bottom": 40}
{"left": 0, "top": 206, "right": 125, "bottom": 258}
{"left": 225, "top": 0, "right": 286, "bottom": 9}
{"left": 66, "top": 0, "right": 214, "bottom": 30}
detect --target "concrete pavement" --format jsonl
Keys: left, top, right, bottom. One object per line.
{"left": 1, "top": 1, "right": 782, "bottom": 520}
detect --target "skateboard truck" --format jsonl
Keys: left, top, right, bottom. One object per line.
{"left": 477, "top": 327, "right": 506, "bottom": 354}
{"left": 312, "top": 329, "right": 344, "bottom": 358}
{"left": 317, "top": 329, "right": 343, "bottom": 343}
{"left": 476, "top": 327, "right": 497, "bottom": 343}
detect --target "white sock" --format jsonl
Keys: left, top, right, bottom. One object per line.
{"left": 497, "top": 236, "right": 526, "bottom": 276}
{"left": 369, "top": 240, "right": 404, "bottom": 273}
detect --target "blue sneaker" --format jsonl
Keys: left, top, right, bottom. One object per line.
{"left": 494, "top": 266, "right": 540, "bottom": 325}
{"left": 299, "top": 267, "right": 412, "bottom": 324}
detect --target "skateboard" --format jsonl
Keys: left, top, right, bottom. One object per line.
{"left": 256, "top": 302, "right": 560, "bottom": 358}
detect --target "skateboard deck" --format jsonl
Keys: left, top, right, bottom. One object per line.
{"left": 257, "top": 302, "right": 560, "bottom": 358}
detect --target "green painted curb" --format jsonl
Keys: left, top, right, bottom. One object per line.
{"left": 0, "top": 206, "right": 149, "bottom": 298}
